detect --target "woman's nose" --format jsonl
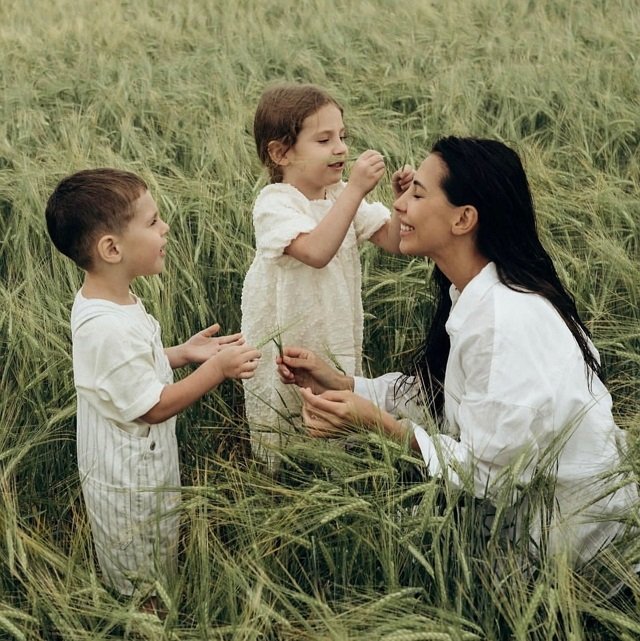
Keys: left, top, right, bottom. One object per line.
{"left": 393, "top": 190, "right": 408, "bottom": 214}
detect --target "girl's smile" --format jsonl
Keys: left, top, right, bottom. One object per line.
{"left": 279, "top": 103, "right": 348, "bottom": 200}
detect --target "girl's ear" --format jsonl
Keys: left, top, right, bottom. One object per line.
{"left": 267, "top": 140, "right": 290, "bottom": 166}
{"left": 451, "top": 205, "right": 479, "bottom": 236}
{"left": 96, "top": 234, "right": 123, "bottom": 264}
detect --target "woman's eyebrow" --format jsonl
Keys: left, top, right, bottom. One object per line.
{"left": 315, "top": 128, "right": 342, "bottom": 136}
{"left": 413, "top": 179, "right": 426, "bottom": 190}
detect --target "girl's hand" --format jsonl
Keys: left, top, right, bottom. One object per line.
{"left": 277, "top": 346, "right": 353, "bottom": 394}
{"left": 183, "top": 324, "right": 245, "bottom": 364}
{"left": 348, "top": 150, "right": 385, "bottom": 196}
{"left": 391, "top": 165, "right": 414, "bottom": 198}
{"left": 213, "top": 344, "right": 261, "bottom": 380}
{"left": 299, "top": 387, "right": 382, "bottom": 438}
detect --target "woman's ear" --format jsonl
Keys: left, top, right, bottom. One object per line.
{"left": 452, "top": 205, "right": 479, "bottom": 236}
{"left": 96, "top": 234, "right": 122, "bottom": 264}
{"left": 267, "top": 140, "right": 290, "bottom": 167}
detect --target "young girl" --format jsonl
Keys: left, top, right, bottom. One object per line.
{"left": 241, "top": 82, "right": 410, "bottom": 462}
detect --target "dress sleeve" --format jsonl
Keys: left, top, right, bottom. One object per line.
{"left": 253, "top": 187, "right": 317, "bottom": 259}
{"left": 352, "top": 198, "right": 391, "bottom": 244}
{"left": 83, "top": 317, "right": 166, "bottom": 422}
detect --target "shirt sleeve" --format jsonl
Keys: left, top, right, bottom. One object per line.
{"left": 353, "top": 198, "right": 391, "bottom": 244}
{"left": 354, "top": 372, "right": 424, "bottom": 418}
{"left": 78, "top": 317, "right": 166, "bottom": 422}
{"left": 449, "top": 322, "right": 546, "bottom": 498}
{"left": 354, "top": 373, "right": 459, "bottom": 480}
{"left": 253, "top": 188, "right": 317, "bottom": 259}
{"left": 354, "top": 371, "right": 544, "bottom": 499}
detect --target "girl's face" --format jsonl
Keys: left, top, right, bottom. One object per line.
{"left": 279, "top": 103, "right": 348, "bottom": 200}
{"left": 394, "top": 153, "right": 461, "bottom": 260}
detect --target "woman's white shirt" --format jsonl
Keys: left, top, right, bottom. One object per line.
{"left": 355, "top": 262, "right": 636, "bottom": 563}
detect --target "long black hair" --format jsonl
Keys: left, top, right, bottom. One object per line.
{"left": 411, "top": 136, "right": 601, "bottom": 419}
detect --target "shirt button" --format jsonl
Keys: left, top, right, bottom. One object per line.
{"left": 150, "top": 441, "right": 156, "bottom": 451}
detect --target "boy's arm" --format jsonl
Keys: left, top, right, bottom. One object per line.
{"left": 140, "top": 345, "right": 260, "bottom": 424}
{"left": 285, "top": 150, "right": 384, "bottom": 269}
{"left": 165, "top": 323, "right": 245, "bottom": 369}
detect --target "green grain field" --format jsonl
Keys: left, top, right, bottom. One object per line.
{"left": 1, "top": 0, "right": 639, "bottom": 638}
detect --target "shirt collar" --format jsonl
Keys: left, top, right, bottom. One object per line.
{"left": 446, "top": 262, "right": 500, "bottom": 335}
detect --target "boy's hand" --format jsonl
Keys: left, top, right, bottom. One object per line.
{"left": 183, "top": 323, "right": 245, "bottom": 364}
{"left": 348, "top": 150, "right": 385, "bottom": 196}
{"left": 391, "top": 165, "right": 414, "bottom": 198}
{"left": 213, "top": 344, "right": 261, "bottom": 380}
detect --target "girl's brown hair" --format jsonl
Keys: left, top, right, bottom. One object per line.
{"left": 254, "top": 83, "right": 343, "bottom": 183}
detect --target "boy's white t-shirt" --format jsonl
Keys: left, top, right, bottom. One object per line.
{"left": 70, "top": 292, "right": 180, "bottom": 594}
{"left": 240, "top": 181, "right": 390, "bottom": 444}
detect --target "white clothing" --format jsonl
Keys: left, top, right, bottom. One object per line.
{"left": 71, "top": 292, "right": 180, "bottom": 594}
{"left": 355, "top": 262, "right": 636, "bottom": 564}
{"left": 241, "top": 182, "right": 390, "bottom": 455}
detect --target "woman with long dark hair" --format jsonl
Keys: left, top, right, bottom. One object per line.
{"left": 277, "top": 136, "right": 636, "bottom": 564}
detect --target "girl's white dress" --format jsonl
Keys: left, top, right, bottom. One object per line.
{"left": 241, "top": 182, "right": 390, "bottom": 459}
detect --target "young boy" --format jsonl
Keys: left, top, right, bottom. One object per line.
{"left": 45, "top": 168, "right": 260, "bottom": 598}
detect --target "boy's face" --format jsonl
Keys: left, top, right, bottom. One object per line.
{"left": 118, "top": 190, "right": 169, "bottom": 278}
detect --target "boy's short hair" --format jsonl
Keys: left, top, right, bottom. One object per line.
{"left": 45, "top": 168, "right": 148, "bottom": 270}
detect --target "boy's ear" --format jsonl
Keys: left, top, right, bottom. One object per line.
{"left": 95, "top": 234, "right": 123, "bottom": 264}
{"left": 451, "top": 205, "right": 479, "bottom": 236}
{"left": 267, "top": 141, "right": 290, "bottom": 167}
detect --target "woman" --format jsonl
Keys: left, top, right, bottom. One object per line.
{"left": 277, "top": 136, "right": 637, "bottom": 565}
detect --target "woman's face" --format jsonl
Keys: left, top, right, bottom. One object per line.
{"left": 394, "top": 153, "right": 462, "bottom": 260}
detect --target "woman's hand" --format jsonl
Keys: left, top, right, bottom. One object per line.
{"left": 299, "top": 387, "right": 383, "bottom": 437}
{"left": 277, "top": 346, "right": 354, "bottom": 395}
{"left": 300, "top": 387, "right": 413, "bottom": 447}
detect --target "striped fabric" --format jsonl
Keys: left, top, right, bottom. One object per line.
{"left": 71, "top": 292, "right": 180, "bottom": 595}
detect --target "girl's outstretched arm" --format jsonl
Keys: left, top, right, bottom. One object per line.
{"left": 369, "top": 165, "right": 414, "bottom": 253}
{"left": 285, "top": 150, "right": 385, "bottom": 268}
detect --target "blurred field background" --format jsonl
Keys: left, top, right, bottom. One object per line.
{"left": 1, "top": 0, "right": 639, "bottom": 638}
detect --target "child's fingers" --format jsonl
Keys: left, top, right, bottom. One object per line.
{"left": 358, "top": 149, "right": 381, "bottom": 160}
{"left": 218, "top": 332, "right": 244, "bottom": 344}
{"left": 202, "top": 323, "right": 221, "bottom": 337}
{"left": 243, "top": 347, "right": 261, "bottom": 362}
{"left": 356, "top": 150, "right": 384, "bottom": 170}
{"left": 240, "top": 357, "right": 261, "bottom": 378}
